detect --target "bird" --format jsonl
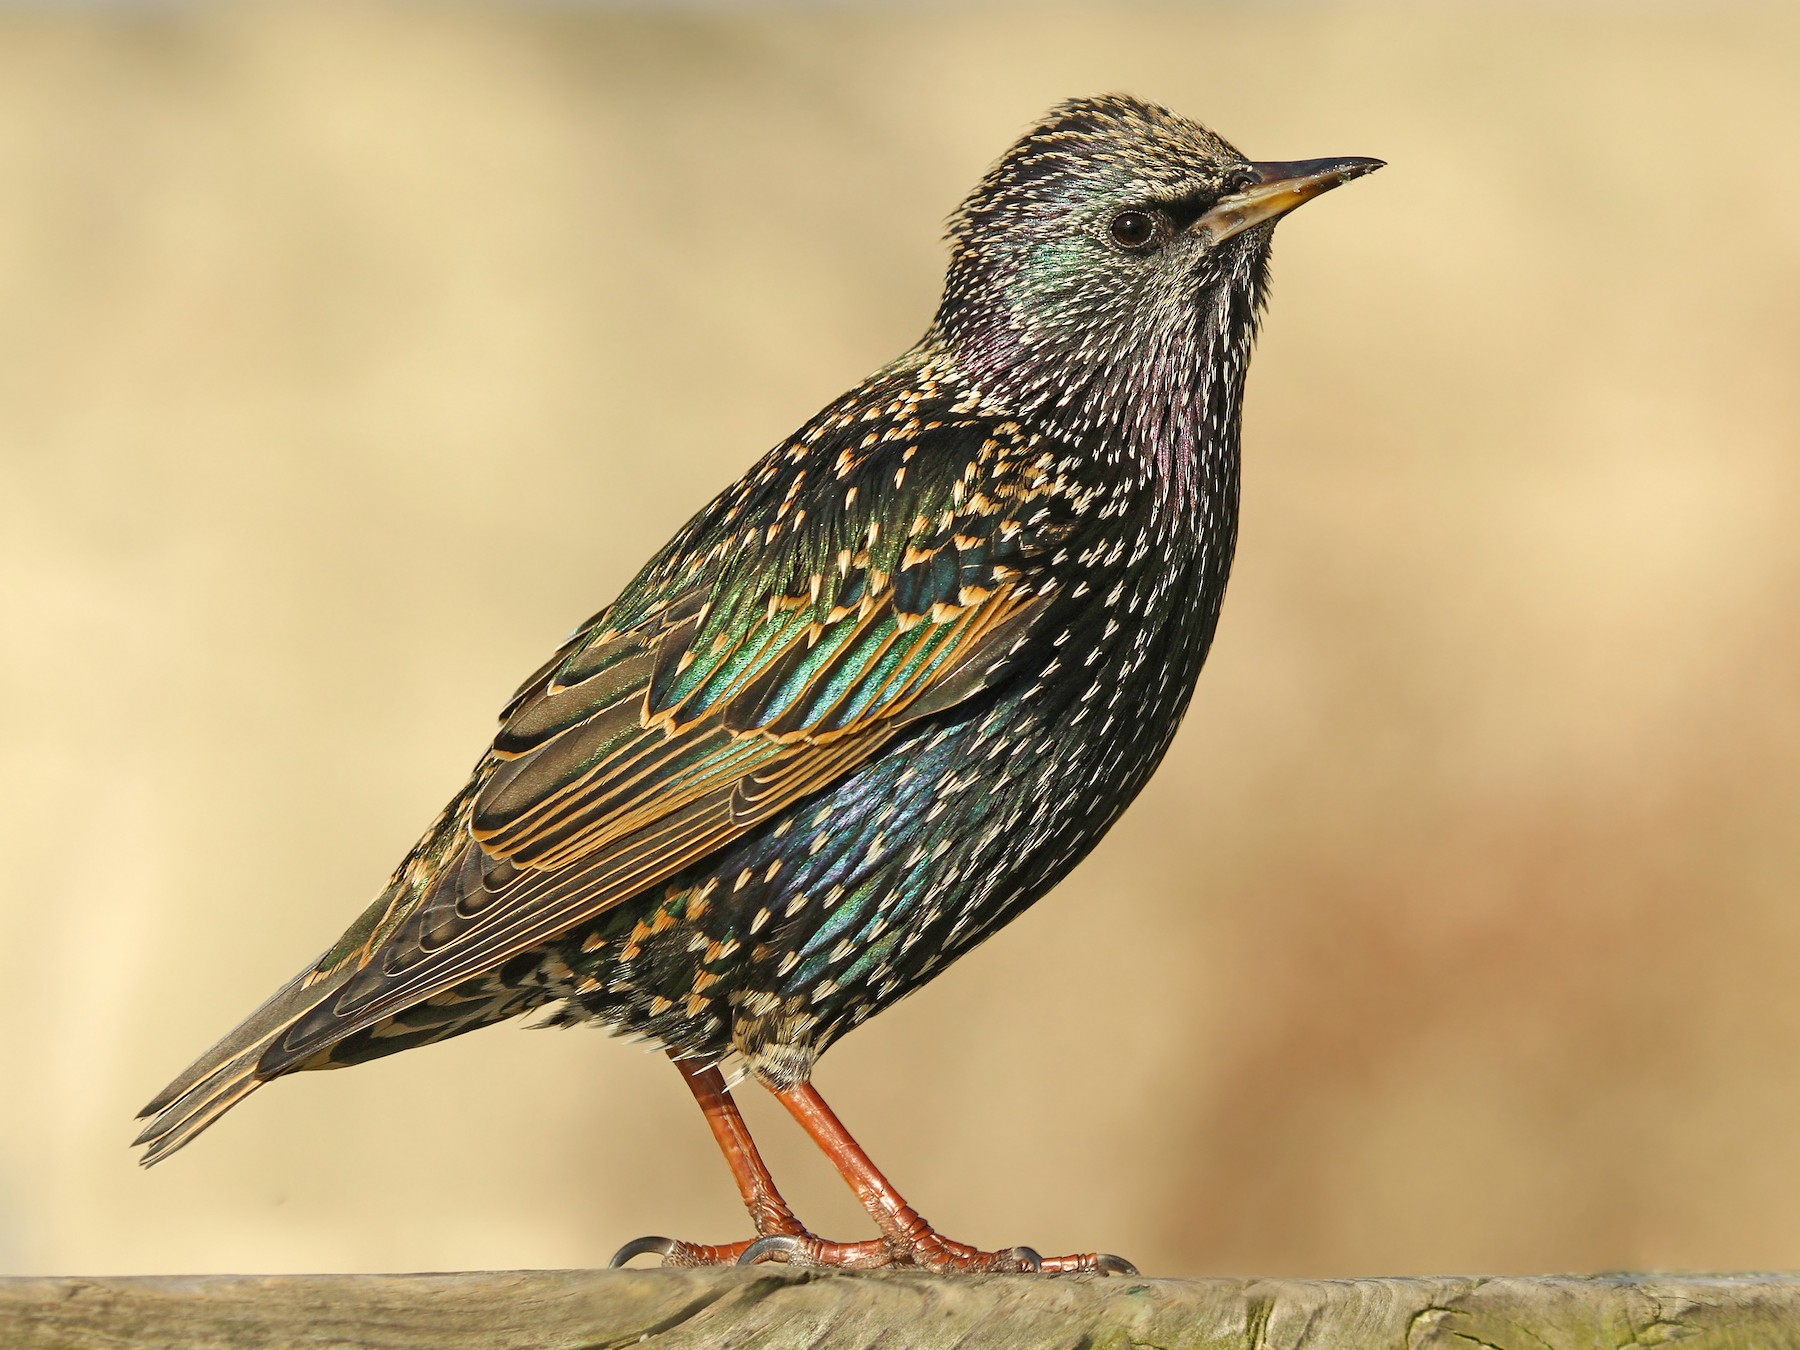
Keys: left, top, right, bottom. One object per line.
{"left": 134, "top": 94, "right": 1380, "bottom": 1275}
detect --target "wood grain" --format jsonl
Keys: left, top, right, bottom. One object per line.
{"left": 3, "top": 1270, "right": 1797, "bottom": 1349}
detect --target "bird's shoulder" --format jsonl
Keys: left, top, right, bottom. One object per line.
{"left": 598, "top": 344, "right": 1106, "bottom": 660}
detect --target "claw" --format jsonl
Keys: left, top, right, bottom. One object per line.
{"left": 610, "top": 1235, "right": 678, "bottom": 1268}
{"left": 617, "top": 1228, "right": 1131, "bottom": 1275}
{"left": 738, "top": 1233, "right": 807, "bottom": 1266}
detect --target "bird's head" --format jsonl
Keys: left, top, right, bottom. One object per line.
{"left": 936, "top": 94, "right": 1381, "bottom": 421}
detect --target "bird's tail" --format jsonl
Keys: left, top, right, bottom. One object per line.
{"left": 132, "top": 961, "right": 342, "bottom": 1166}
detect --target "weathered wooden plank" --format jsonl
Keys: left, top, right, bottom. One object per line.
{"left": 2, "top": 1269, "right": 1797, "bottom": 1350}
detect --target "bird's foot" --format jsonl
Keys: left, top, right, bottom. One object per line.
{"left": 609, "top": 1228, "right": 845, "bottom": 1269}
{"left": 736, "top": 1230, "right": 1137, "bottom": 1275}
{"left": 612, "top": 1229, "right": 1135, "bottom": 1274}
{"left": 610, "top": 1234, "right": 765, "bottom": 1268}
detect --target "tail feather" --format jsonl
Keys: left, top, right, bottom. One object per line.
{"left": 133, "top": 1049, "right": 267, "bottom": 1164}
{"left": 134, "top": 960, "right": 345, "bottom": 1166}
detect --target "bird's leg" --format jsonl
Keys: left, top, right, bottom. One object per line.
{"left": 676, "top": 1058, "right": 807, "bottom": 1246}
{"left": 613, "top": 1054, "right": 823, "bottom": 1267}
{"left": 736, "top": 1080, "right": 1136, "bottom": 1275}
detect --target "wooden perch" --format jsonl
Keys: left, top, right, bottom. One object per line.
{"left": 2, "top": 1268, "right": 1795, "bottom": 1349}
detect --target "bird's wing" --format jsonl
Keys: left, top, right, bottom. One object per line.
{"left": 259, "top": 462, "right": 1056, "bottom": 1072}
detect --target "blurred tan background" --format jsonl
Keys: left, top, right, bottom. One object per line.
{"left": 2, "top": 0, "right": 1798, "bottom": 1280}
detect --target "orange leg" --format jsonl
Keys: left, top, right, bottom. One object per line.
{"left": 734, "top": 1080, "right": 1136, "bottom": 1275}
{"left": 614, "top": 1058, "right": 1135, "bottom": 1274}
{"left": 678, "top": 1058, "right": 803, "bottom": 1241}
{"left": 611, "top": 1056, "right": 815, "bottom": 1268}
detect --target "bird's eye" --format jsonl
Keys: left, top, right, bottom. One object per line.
{"left": 1108, "top": 209, "right": 1162, "bottom": 250}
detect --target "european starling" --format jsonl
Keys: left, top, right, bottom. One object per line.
{"left": 135, "top": 95, "right": 1380, "bottom": 1275}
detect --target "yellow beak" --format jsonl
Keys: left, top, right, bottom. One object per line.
{"left": 1193, "top": 156, "right": 1384, "bottom": 244}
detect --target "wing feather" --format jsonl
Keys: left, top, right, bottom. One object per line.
{"left": 261, "top": 577, "right": 1047, "bottom": 1075}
